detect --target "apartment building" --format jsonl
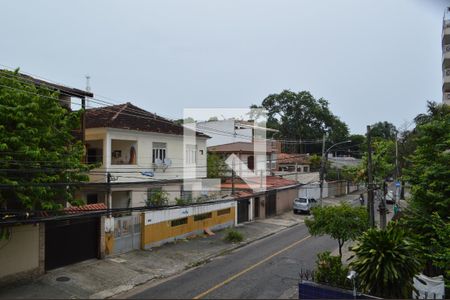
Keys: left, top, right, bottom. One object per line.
{"left": 443, "top": 7, "right": 450, "bottom": 105}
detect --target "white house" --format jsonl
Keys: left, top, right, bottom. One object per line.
{"left": 80, "top": 102, "right": 210, "bottom": 208}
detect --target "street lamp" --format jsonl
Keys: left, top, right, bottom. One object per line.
{"left": 319, "top": 139, "right": 351, "bottom": 207}
{"left": 347, "top": 270, "right": 357, "bottom": 299}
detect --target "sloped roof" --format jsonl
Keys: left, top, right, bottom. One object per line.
{"left": 208, "top": 142, "right": 276, "bottom": 154}
{"left": 9, "top": 71, "right": 93, "bottom": 98}
{"left": 65, "top": 203, "right": 107, "bottom": 214}
{"left": 277, "top": 153, "right": 311, "bottom": 165}
{"left": 221, "top": 176, "right": 299, "bottom": 191}
{"left": 86, "top": 102, "right": 208, "bottom": 137}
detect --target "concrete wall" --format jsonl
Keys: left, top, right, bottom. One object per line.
{"left": 276, "top": 187, "right": 299, "bottom": 214}
{"left": 327, "top": 181, "right": 347, "bottom": 197}
{"left": 0, "top": 224, "right": 42, "bottom": 282}
{"left": 141, "top": 201, "right": 236, "bottom": 248}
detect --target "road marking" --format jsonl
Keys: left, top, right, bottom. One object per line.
{"left": 192, "top": 235, "right": 312, "bottom": 299}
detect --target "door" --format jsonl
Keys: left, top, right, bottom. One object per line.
{"left": 45, "top": 217, "right": 99, "bottom": 270}
{"left": 265, "top": 191, "right": 277, "bottom": 217}
{"left": 237, "top": 199, "right": 250, "bottom": 224}
{"left": 247, "top": 156, "right": 254, "bottom": 170}
{"left": 254, "top": 197, "right": 260, "bottom": 218}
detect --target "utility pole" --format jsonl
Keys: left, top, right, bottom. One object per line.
{"left": 367, "top": 125, "right": 375, "bottom": 228}
{"left": 394, "top": 131, "right": 399, "bottom": 202}
{"left": 107, "top": 172, "right": 112, "bottom": 217}
{"left": 379, "top": 181, "right": 387, "bottom": 229}
{"left": 319, "top": 133, "right": 326, "bottom": 207}
{"left": 295, "top": 163, "right": 298, "bottom": 182}
{"left": 81, "top": 97, "right": 86, "bottom": 163}
{"left": 231, "top": 158, "right": 236, "bottom": 195}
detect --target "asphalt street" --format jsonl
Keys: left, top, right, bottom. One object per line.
{"left": 127, "top": 223, "right": 335, "bottom": 299}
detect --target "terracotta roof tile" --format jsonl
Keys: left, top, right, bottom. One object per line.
{"left": 277, "top": 153, "right": 311, "bottom": 165}
{"left": 86, "top": 102, "right": 209, "bottom": 137}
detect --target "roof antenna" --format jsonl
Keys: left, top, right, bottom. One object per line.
{"left": 85, "top": 75, "right": 91, "bottom": 108}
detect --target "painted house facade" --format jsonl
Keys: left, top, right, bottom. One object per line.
{"left": 80, "top": 102, "right": 210, "bottom": 208}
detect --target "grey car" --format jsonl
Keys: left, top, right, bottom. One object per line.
{"left": 293, "top": 197, "right": 318, "bottom": 214}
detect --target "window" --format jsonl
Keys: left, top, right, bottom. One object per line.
{"left": 185, "top": 144, "right": 197, "bottom": 164}
{"left": 86, "top": 194, "right": 98, "bottom": 204}
{"left": 152, "top": 142, "right": 167, "bottom": 163}
{"left": 87, "top": 148, "right": 103, "bottom": 164}
{"left": 217, "top": 208, "right": 231, "bottom": 216}
{"left": 194, "top": 212, "right": 212, "bottom": 221}
{"left": 303, "top": 166, "right": 309, "bottom": 172}
{"left": 171, "top": 217, "right": 188, "bottom": 227}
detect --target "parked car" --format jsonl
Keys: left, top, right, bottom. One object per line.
{"left": 385, "top": 190, "right": 395, "bottom": 204}
{"left": 293, "top": 197, "right": 318, "bottom": 214}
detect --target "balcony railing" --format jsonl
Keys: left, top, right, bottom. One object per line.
{"left": 443, "top": 45, "right": 450, "bottom": 53}
{"left": 444, "top": 69, "right": 450, "bottom": 78}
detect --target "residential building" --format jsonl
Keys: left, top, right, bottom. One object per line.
{"left": 276, "top": 153, "right": 311, "bottom": 173}
{"left": 80, "top": 102, "right": 210, "bottom": 208}
{"left": 443, "top": 7, "right": 450, "bottom": 105}
{"left": 196, "top": 119, "right": 278, "bottom": 147}
{"left": 207, "top": 141, "right": 278, "bottom": 177}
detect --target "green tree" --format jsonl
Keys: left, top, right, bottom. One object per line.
{"left": 207, "top": 153, "right": 227, "bottom": 178}
{"left": 0, "top": 69, "right": 89, "bottom": 210}
{"left": 403, "top": 103, "right": 450, "bottom": 218}
{"left": 350, "top": 223, "right": 423, "bottom": 298}
{"left": 346, "top": 134, "right": 366, "bottom": 158}
{"left": 368, "top": 121, "right": 397, "bottom": 140}
{"left": 253, "top": 90, "right": 349, "bottom": 153}
{"left": 401, "top": 102, "right": 450, "bottom": 281}
{"left": 351, "top": 139, "right": 395, "bottom": 183}
{"left": 145, "top": 189, "right": 169, "bottom": 207}
{"left": 305, "top": 202, "right": 368, "bottom": 258}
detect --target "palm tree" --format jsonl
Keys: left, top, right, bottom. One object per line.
{"left": 349, "top": 223, "right": 423, "bottom": 298}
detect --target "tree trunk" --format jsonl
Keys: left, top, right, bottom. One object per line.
{"left": 338, "top": 240, "right": 343, "bottom": 259}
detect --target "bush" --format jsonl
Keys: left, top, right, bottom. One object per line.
{"left": 315, "top": 251, "right": 351, "bottom": 289}
{"left": 224, "top": 229, "right": 244, "bottom": 243}
{"left": 146, "top": 190, "right": 169, "bottom": 207}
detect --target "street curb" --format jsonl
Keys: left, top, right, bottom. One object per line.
{"left": 109, "top": 221, "right": 302, "bottom": 299}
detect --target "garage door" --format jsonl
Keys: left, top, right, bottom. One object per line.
{"left": 45, "top": 217, "right": 100, "bottom": 270}
{"left": 237, "top": 199, "right": 250, "bottom": 224}
{"left": 265, "top": 191, "right": 277, "bottom": 217}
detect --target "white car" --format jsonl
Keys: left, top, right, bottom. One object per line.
{"left": 293, "top": 198, "right": 318, "bottom": 214}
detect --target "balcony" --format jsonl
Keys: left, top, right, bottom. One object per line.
{"left": 443, "top": 45, "right": 450, "bottom": 69}
{"left": 443, "top": 69, "right": 450, "bottom": 91}
{"left": 111, "top": 139, "right": 138, "bottom": 165}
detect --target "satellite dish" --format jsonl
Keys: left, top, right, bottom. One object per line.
{"left": 164, "top": 158, "right": 172, "bottom": 167}
{"left": 155, "top": 158, "right": 163, "bottom": 167}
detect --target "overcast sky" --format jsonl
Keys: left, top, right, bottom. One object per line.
{"left": 1, "top": 0, "right": 449, "bottom": 134}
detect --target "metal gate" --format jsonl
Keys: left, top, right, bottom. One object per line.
{"left": 237, "top": 199, "right": 250, "bottom": 224}
{"left": 45, "top": 217, "right": 99, "bottom": 270}
{"left": 113, "top": 215, "right": 141, "bottom": 255}
{"left": 254, "top": 197, "right": 260, "bottom": 218}
{"left": 265, "top": 191, "right": 277, "bottom": 217}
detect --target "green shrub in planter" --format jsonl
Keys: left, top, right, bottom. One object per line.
{"left": 315, "top": 251, "right": 351, "bottom": 289}
{"left": 224, "top": 229, "right": 244, "bottom": 243}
